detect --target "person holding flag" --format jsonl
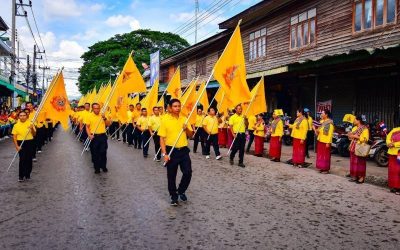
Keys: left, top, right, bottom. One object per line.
{"left": 78, "top": 103, "right": 91, "bottom": 142}
{"left": 148, "top": 106, "right": 162, "bottom": 162}
{"left": 137, "top": 107, "right": 150, "bottom": 158}
{"left": 269, "top": 109, "right": 284, "bottom": 162}
{"left": 126, "top": 104, "right": 135, "bottom": 147}
{"left": 133, "top": 103, "right": 142, "bottom": 149}
{"left": 229, "top": 104, "right": 247, "bottom": 168}
{"left": 246, "top": 114, "right": 256, "bottom": 153}
{"left": 158, "top": 99, "right": 193, "bottom": 206}
{"left": 203, "top": 107, "right": 222, "bottom": 160}
{"left": 12, "top": 110, "right": 36, "bottom": 182}
{"left": 26, "top": 102, "right": 37, "bottom": 162}
{"left": 193, "top": 107, "right": 206, "bottom": 154}
{"left": 387, "top": 126, "right": 400, "bottom": 195}
{"left": 86, "top": 103, "right": 111, "bottom": 174}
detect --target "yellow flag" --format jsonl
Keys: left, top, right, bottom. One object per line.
{"left": 180, "top": 81, "right": 197, "bottom": 125}
{"left": 116, "top": 96, "right": 129, "bottom": 124}
{"left": 116, "top": 54, "right": 147, "bottom": 96}
{"left": 213, "top": 24, "right": 251, "bottom": 107}
{"left": 214, "top": 87, "right": 233, "bottom": 114}
{"left": 157, "top": 96, "right": 164, "bottom": 109}
{"left": 166, "top": 66, "right": 181, "bottom": 99}
{"left": 77, "top": 95, "right": 86, "bottom": 106}
{"left": 197, "top": 81, "right": 209, "bottom": 111}
{"left": 41, "top": 72, "right": 72, "bottom": 130}
{"left": 98, "top": 82, "right": 112, "bottom": 107}
{"left": 142, "top": 79, "right": 159, "bottom": 115}
{"left": 130, "top": 94, "right": 140, "bottom": 106}
{"left": 245, "top": 76, "right": 267, "bottom": 117}
{"left": 86, "top": 88, "right": 97, "bottom": 105}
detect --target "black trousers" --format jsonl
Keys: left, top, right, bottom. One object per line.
{"left": 126, "top": 123, "right": 134, "bottom": 145}
{"left": 230, "top": 133, "right": 246, "bottom": 164}
{"left": 166, "top": 146, "right": 192, "bottom": 200}
{"left": 246, "top": 130, "right": 255, "bottom": 152}
{"left": 141, "top": 130, "right": 150, "bottom": 156}
{"left": 109, "top": 122, "right": 120, "bottom": 139}
{"left": 80, "top": 125, "right": 88, "bottom": 142}
{"left": 36, "top": 126, "right": 46, "bottom": 150}
{"left": 193, "top": 127, "right": 206, "bottom": 154}
{"left": 153, "top": 133, "right": 161, "bottom": 160}
{"left": 47, "top": 122, "right": 54, "bottom": 141}
{"left": 18, "top": 140, "right": 34, "bottom": 179}
{"left": 121, "top": 124, "right": 127, "bottom": 142}
{"left": 133, "top": 125, "right": 142, "bottom": 148}
{"left": 305, "top": 130, "right": 314, "bottom": 157}
{"left": 205, "top": 134, "right": 220, "bottom": 156}
{"left": 89, "top": 134, "right": 108, "bottom": 171}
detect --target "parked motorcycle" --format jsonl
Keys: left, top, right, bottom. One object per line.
{"left": 368, "top": 120, "right": 388, "bottom": 167}
{"left": 332, "top": 123, "right": 353, "bottom": 157}
{"left": 282, "top": 115, "right": 292, "bottom": 146}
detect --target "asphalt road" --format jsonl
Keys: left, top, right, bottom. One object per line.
{"left": 0, "top": 129, "right": 399, "bottom": 249}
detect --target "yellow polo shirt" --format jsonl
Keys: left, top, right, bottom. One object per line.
{"left": 317, "top": 119, "right": 334, "bottom": 144}
{"left": 133, "top": 109, "right": 141, "bottom": 123}
{"left": 12, "top": 120, "right": 34, "bottom": 140}
{"left": 203, "top": 115, "right": 219, "bottom": 135}
{"left": 290, "top": 118, "right": 308, "bottom": 140}
{"left": 271, "top": 119, "right": 284, "bottom": 137}
{"left": 254, "top": 122, "right": 265, "bottom": 137}
{"left": 387, "top": 127, "right": 400, "bottom": 155}
{"left": 195, "top": 115, "right": 204, "bottom": 127}
{"left": 86, "top": 113, "right": 106, "bottom": 134}
{"left": 137, "top": 116, "right": 150, "bottom": 131}
{"left": 229, "top": 114, "right": 246, "bottom": 133}
{"left": 149, "top": 115, "right": 161, "bottom": 131}
{"left": 127, "top": 110, "right": 134, "bottom": 124}
{"left": 307, "top": 116, "right": 313, "bottom": 131}
{"left": 247, "top": 115, "right": 256, "bottom": 131}
{"left": 158, "top": 114, "right": 193, "bottom": 148}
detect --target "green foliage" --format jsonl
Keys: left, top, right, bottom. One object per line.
{"left": 78, "top": 29, "right": 189, "bottom": 94}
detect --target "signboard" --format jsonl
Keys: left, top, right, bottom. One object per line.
{"left": 149, "top": 51, "right": 160, "bottom": 87}
{"left": 316, "top": 100, "right": 332, "bottom": 113}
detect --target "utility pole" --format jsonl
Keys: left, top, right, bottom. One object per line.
{"left": 195, "top": 0, "right": 199, "bottom": 44}
{"left": 38, "top": 65, "right": 50, "bottom": 102}
{"left": 26, "top": 54, "right": 30, "bottom": 97}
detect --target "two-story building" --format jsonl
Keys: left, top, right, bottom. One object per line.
{"left": 161, "top": 0, "right": 400, "bottom": 128}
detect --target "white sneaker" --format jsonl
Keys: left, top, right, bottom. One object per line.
{"left": 33, "top": 158, "right": 37, "bottom": 162}
{"left": 37, "top": 150, "right": 42, "bottom": 154}
{"left": 216, "top": 155, "right": 222, "bottom": 160}
{"left": 4, "top": 135, "right": 9, "bottom": 139}
{"left": 206, "top": 155, "right": 210, "bottom": 159}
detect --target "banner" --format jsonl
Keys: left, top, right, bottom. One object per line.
{"left": 149, "top": 51, "right": 160, "bottom": 87}
{"left": 316, "top": 100, "right": 332, "bottom": 113}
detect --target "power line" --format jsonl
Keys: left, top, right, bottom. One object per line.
{"left": 28, "top": 4, "right": 49, "bottom": 67}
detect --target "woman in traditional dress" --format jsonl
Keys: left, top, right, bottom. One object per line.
{"left": 218, "top": 112, "right": 228, "bottom": 148}
{"left": 387, "top": 126, "right": 400, "bottom": 194}
{"left": 253, "top": 114, "right": 265, "bottom": 157}
{"left": 269, "top": 109, "right": 284, "bottom": 162}
{"left": 289, "top": 109, "right": 308, "bottom": 167}
{"left": 348, "top": 116, "right": 369, "bottom": 184}
{"left": 314, "top": 109, "right": 334, "bottom": 174}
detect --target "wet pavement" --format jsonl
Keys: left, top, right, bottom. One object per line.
{"left": 0, "top": 130, "right": 399, "bottom": 249}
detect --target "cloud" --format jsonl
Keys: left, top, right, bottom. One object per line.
{"left": 105, "top": 15, "right": 141, "bottom": 30}
{"left": 89, "top": 3, "right": 106, "bottom": 12}
{"left": 43, "top": 0, "right": 81, "bottom": 18}
{"left": 71, "top": 29, "right": 101, "bottom": 41}
{"left": 52, "top": 40, "right": 86, "bottom": 59}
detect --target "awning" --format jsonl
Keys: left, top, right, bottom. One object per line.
{"left": 0, "top": 76, "right": 27, "bottom": 97}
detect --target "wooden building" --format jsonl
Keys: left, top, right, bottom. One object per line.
{"left": 161, "top": 0, "right": 400, "bottom": 128}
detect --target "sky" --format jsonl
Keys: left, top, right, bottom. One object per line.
{"left": 0, "top": 0, "right": 261, "bottom": 98}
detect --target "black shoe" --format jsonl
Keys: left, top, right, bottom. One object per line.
{"left": 94, "top": 170, "right": 101, "bottom": 174}
{"left": 102, "top": 168, "right": 108, "bottom": 173}
{"left": 138, "top": 147, "right": 142, "bottom": 149}
{"left": 143, "top": 155, "right": 148, "bottom": 158}
{"left": 179, "top": 193, "right": 187, "bottom": 202}
{"left": 229, "top": 159, "right": 234, "bottom": 165}
{"left": 18, "top": 178, "right": 24, "bottom": 182}
{"left": 238, "top": 163, "right": 246, "bottom": 168}
{"left": 170, "top": 199, "right": 179, "bottom": 206}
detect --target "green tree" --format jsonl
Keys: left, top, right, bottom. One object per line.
{"left": 78, "top": 29, "right": 189, "bottom": 94}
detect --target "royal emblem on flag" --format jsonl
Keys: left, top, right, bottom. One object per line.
{"left": 122, "top": 71, "right": 132, "bottom": 82}
{"left": 50, "top": 96, "right": 67, "bottom": 111}
{"left": 174, "top": 88, "right": 180, "bottom": 98}
{"left": 223, "top": 65, "right": 239, "bottom": 88}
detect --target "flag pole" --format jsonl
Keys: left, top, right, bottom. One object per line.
{"left": 164, "top": 70, "right": 214, "bottom": 164}
{"left": 158, "top": 65, "right": 180, "bottom": 105}
{"left": 227, "top": 77, "right": 262, "bottom": 155}
{"left": 206, "top": 91, "right": 226, "bottom": 141}
{"left": 7, "top": 68, "right": 63, "bottom": 172}
{"left": 193, "top": 86, "right": 220, "bottom": 137}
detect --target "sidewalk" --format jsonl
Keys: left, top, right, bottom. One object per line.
{"left": 247, "top": 142, "right": 389, "bottom": 188}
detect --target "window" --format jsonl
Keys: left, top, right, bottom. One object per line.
{"left": 180, "top": 64, "right": 187, "bottom": 80}
{"left": 249, "top": 28, "right": 266, "bottom": 60}
{"left": 160, "top": 68, "right": 169, "bottom": 83}
{"left": 196, "top": 58, "right": 206, "bottom": 76}
{"left": 353, "top": 0, "right": 397, "bottom": 33}
{"left": 290, "top": 8, "right": 317, "bottom": 50}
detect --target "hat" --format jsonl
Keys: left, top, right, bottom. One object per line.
{"left": 273, "top": 109, "right": 284, "bottom": 116}
{"left": 343, "top": 114, "right": 356, "bottom": 123}
{"left": 303, "top": 108, "right": 310, "bottom": 113}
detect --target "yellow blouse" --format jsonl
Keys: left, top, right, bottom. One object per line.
{"left": 254, "top": 122, "right": 265, "bottom": 137}
{"left": 290, "top": 117, "right": 308, "bottom": 140}
{"left": 387, "top": 127, "right": 400, "bottom": 155}
{"left": 195, "top": 115, "right": 204, "bottom": 127}
{"left": 317, "top": 119, "right": 334, "bottom": 144}
{"left": 307, "top": 116, "right": 313, "bottom": 131}
{"left": 12, "top": 121, "right": 34, "bottom": 140}
{"left": 270, "top": 119, "right": 283, "bottom": 137}
{"left": 247, "top": 115, "right": 256, "bottom": 131}
{"left": 351, "top": 126, "right": 369, "bottom": 144}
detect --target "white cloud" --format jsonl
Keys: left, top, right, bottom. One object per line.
{"left": 89, "top": 3, "right": 105, "bottom": 12}
{"left": 72, "top": 29, "right": 100, "bottom": 41}
{"left": 43, "top": 0, "right": 81, "bottom": 18}
{"left": 105, "top": 15, "right": 141, "bottom": 30}
{"left": 52, "top": 40, "right": 86, "bottom": 59}
{"left": 130, "top": 0, "right": 140, "bottom": 9}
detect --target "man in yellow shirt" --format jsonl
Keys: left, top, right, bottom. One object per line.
{"left": 229, "top": 104, "right": 246, "bottom": 168}
{"left": 137, "top": 108, "right": 150, "bottom": 157}
{"left": 86, "top": 103, "right": 111, "bottom": 174}
{"left": 126, "top": 104, "right": 135, "bottom": 147}
{"left": 193, "top": 107, "right": 206, "bottom": 155}
{"left": 203, "top": 107, "right": 222, "bottom": 160}
{"left": 133, "top": 103, "right": 142, "bottom": 149}
{"left": 78, "top": 103, "right": 91, "bottom": 142}
{"left": 149, "top": 107, "right": 162, "bottom": 161}
{"left": 246, "top": 115, "right": 256, "bottom": 153}
{"left": 159, "top": 99, "right": 193, "bottom": 206}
